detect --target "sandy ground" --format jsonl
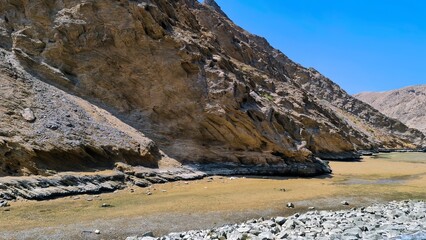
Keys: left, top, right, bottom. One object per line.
{"left": 0, "top": 153, "right": 425, "bottom": 239}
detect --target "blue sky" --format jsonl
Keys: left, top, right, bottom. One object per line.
{"left": 210, "top": 0, "right": 426, "bottom": 94}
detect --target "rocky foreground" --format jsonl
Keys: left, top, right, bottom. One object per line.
{"left": 127, "top": 200, "right": 426, "bottom": 240}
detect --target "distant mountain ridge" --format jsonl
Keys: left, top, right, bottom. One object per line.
{"left": 355, "top": 85, "right": 426, "bottom": 134}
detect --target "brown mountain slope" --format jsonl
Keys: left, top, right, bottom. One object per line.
{"left": 0, "top": 0, "right": 424, "bottom": 177}
{"left": 355, "top": 85, "right": 426, "bottom": 134}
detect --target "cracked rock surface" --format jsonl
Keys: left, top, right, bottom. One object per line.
{"left": 0, "top": 0, "right": 424, "bottom": 178}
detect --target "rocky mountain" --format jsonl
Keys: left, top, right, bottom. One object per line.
{"left": 0, "top": 0, "right": 424, "bottom": 177}
{"left": 355, "top": 85, "right": 426, "bottom": 134}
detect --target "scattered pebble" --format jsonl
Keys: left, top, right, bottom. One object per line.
{"left": 21, "top": 108, "right": 36, "bottom": 122}
{"left": 286, "top": 202, "right": 295, "bottom": 208}
{"left": 94, "top": 229, "right": 100, "bottom": 234}
{"left": 341, "top": 200, "right": 350, "bottom": 206}
{"left": 0, "top": 200, "right": 9, "bottom": 207}
{"left": 142, "top": 231, "right": 154, "bottom": 237}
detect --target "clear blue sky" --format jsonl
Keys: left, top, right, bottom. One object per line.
{"left": 210, "top": 0, "right": 426, "bottom": 94}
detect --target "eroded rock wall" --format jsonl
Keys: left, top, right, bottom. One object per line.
{"left": 0, "top": 0, "right": 423, "bottom": 176}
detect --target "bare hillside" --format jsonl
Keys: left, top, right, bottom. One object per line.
{"left": 355, "top": 85, "right": 426, "bottom": 134}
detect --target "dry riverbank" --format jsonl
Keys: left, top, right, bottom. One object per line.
{"left": 0, "top": 153, "right": 425, "bottom": 239}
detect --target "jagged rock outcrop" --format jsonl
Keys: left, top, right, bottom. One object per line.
{"left": 0, "top": 0, "right": 424, "bottom": 177}
{"left": 355, "top": 85, "right": 426, "bottom": 134}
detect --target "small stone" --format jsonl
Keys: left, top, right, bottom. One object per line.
{"left": 286, "top": 202, "right": 295, "bottom": 208}
{"left": 275, "top": 216, "right": 286, "bottom": 225}
{"left": 101, "top": 203, "right": 111, "bottom": 208}
{"left": 227, "top": 230, "right": 243, "bottom": 239}
{"left": 94, "top": 229, "right": 100, "bottom": 234}
{"left": 142, "top": 231, "right": 154, "bottom": 237}
{"left": 258, "top": 231, "right": 274, "bottom": 240}
{"left": 343, "top": 227, "right": 361, "bottom": 237}
{"left": 48, "top": 124, "right": 59, "bottom": 130}
{"left": 0, "top": 200, "right": 9, "bottom": 207}
{"left": 283, "top": 219, "right": 295, "bottom": 229}
{"left": 322, "top": 221, "right": 336, "bottom": 229}
{"left": 146, "top": 191, "right": 152, "bottom": 195}
{"left": 276, "top": 232, "right": 289, "bottom": 239}
{"left": 308, "top": 207, "right": 316, "bottom": 210}
{"left": 263, "top": 220, "right": 276, "bottom": 227}
{"left": 21, "top": 108, "right": 36, "bottom": 122}
{"left": 341, "top": 201, "right": 350, "bottom": 206}
{"left": 237, "top": 227, "right": 251, "bottom": 233}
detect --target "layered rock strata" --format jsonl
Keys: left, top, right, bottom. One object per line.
{"left": 0, "top": 0, "right": 424, "bottom": 179}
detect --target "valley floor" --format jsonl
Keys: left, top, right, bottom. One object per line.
{"left": 0, "top": 153, "right": 425, "bottom": 239}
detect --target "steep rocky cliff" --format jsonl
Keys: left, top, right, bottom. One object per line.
{"left": 0, "top": 0, "right": 424, "bottom": 177}
{"left": 355, "top": 85, "right": 426, "bottom": 134}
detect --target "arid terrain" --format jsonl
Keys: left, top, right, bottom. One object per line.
{"left": 1, "top": 152, "right": 425, "bottom": 239}
{"left": 356, "top": 85, "right": 426, "bottom": 134}
{"left": 0, "top": 0, "right": 426, "bottom": 239}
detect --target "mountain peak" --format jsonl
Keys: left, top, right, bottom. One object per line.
{"left": 203, "top": 0, "right": 229, "bottom": 19}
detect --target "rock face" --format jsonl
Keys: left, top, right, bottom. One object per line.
{"left": 355, "top": 85, "right": 426, "bottom": 134}
{"left": 0, "top": 0, "right": 424, "bottom": 176}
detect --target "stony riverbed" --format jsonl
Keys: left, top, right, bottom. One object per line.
{"left": 127, "top": 200, "right": 426, "bottom": 240}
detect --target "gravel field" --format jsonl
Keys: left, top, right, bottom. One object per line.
{"left": 129, "top": 200, "right": 426, "bottom": 240}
